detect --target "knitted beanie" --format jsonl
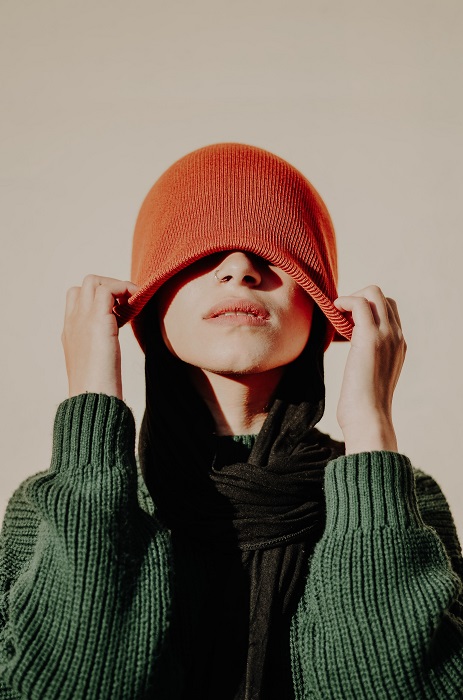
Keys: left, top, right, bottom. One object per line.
{"left": 113, "top": 143, "right": 354, "bottom": 351}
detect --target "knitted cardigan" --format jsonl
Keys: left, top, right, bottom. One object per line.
{"left": 0, "top": 393, "right": 462, "bottom": 699}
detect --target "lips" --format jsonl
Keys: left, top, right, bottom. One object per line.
{"left": 204, "top": 298, "right": 270, "bottom": 320}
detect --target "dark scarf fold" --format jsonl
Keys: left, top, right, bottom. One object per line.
{"left": 138, "top": 304, "right": 344, "bottom": 699}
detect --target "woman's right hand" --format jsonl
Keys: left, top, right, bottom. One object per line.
{"left": 61, "top": 275, "right": 139, "bottom": 400}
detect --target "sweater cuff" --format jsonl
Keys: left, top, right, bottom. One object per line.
{"left": 324, "top": 451, "right": 425, "bottom": 534}
{"left": 49, "top": 393, "right": 136, "bottom": 473}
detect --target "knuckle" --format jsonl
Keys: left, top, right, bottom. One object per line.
{"left": 377, "top": 328, "right": 390, "bottom": 344}
{"left": 366, "top": 284, "right": 382, "bottom": 295}
{"left": 83, "top": 273, "right": 99, "bottom": 285}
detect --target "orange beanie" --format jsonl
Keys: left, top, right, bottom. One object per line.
{"left": 113, "top": 143, "right": 354, "bottom": 351}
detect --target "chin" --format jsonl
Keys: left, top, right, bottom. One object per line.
{"left": 213, "top": 367, "right": 267, "bottom": 377}
{"left": 199, "top": 358, "right": 284, "bottom": 377}
{"left": 182, "top": 346, "right": 298, "bottom": 377}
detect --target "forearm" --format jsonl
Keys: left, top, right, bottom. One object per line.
{"left": 291, "top": 451, "right": 463, "bottom": 700}
{"left": 0, "top": 394, "right": 172, "bottom": 700}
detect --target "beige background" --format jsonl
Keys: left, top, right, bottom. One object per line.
{"left": 1, "top": 0, "right": 462, "bottom": 539}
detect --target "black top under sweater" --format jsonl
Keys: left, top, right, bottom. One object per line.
{"left": 169, "top": 435, "right": 312, "bottom": 700}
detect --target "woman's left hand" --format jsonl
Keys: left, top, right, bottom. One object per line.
{"left": 333, "top": 285, "right": 407, "bottom": 455}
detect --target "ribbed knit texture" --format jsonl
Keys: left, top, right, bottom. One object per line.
{"left": 290, "top": 452, "right": 463, "bottom": 699}
{"left": 0, "top": 394, "right": 172, "bottom": 700}
{"left": 112, "top": 143, "right": 354, "bottom": 350}
{"left": 1, "top": 398, "right": 463, "bottom": 699}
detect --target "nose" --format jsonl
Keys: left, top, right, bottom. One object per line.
{"left": 215, "top": 251, "right": 262, "bottom": 287}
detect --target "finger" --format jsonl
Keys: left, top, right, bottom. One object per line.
{"left": 335, "top": 285, "right": 391, "bottom": 328}
{"left": 64, "top": 286, "right": 80, "bottom": 319}
{"left": 386, "top": 299, "right": 406, "bottom": 349}
{"left": 385, "top": 297, "right": 402, "bottom": 330}
{"left": 78, "top": 275, "right": 139, "bottom": 311}
{"left": 354, "top": 285, "right": 390, "bottom": 327}
{"left": 333, "top": 295, "right": 377, "bottom": 335}
{"left": 93, "top": 285, "right": 140, "bottom": 318}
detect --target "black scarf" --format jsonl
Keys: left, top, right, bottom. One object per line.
{"left": 138, "top": 305, "right": 344, "bottom": 699}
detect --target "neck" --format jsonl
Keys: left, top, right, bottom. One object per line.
{"left": 188, "top": 367, "right": 284, "bottom": 436}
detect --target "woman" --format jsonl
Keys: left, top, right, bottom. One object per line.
{"left": 1, "top": 143, "right": 462, "bottom": 699}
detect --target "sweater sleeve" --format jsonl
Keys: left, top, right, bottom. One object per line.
{"left": 290, "top": 451, "right": 463, "bottom": 700}
{"left": 0, "top": 393, "right": 172, "bottom": 700}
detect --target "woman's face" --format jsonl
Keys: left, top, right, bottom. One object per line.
{"left": 156, "top": 251, "right": 314, "bottom": 376}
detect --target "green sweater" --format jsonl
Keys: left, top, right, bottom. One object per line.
{"left": 1, "top": 393, "right": 462, "bottom": 699}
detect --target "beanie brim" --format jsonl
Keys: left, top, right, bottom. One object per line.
{"left": 112, "top": 244, "right": 354, "bottom": 353}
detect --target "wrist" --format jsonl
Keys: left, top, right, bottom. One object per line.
{"left": 68, "top": 380, "right": 123, "bottom": 402}
{"left": 342, "top": 416, "right": 398, "bottom": 455}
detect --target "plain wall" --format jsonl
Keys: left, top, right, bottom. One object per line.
{"left": 1, "top": 0, "right": 462, "bottom": 539}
